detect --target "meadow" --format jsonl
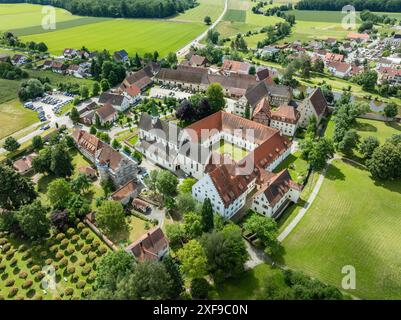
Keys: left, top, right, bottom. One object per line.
{"left": 0, "top": 2, "right": 219, "bottom": 57}
{"left": 282, "top": 159, "right": 401, "bottom": 299}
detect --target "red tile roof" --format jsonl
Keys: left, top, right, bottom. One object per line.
{"left": 111, "top": 180, "right": 138, "bottom": 201}
{"left": 270, "top": 105, "right": 300, "bottom": 124}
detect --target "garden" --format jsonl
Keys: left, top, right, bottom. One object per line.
{"left": 0, "top": 224, "right": 109, "bottom": 300}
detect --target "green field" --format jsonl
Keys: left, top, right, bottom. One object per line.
{"left": 0, "top": 2, "right": 217, "bottom": 57}
{"left": 215, "top": 140, "right": 248, "bottom": 161}
{"left": 282, "top": 159, "right": 401, "bottom": 299}
{"left": 325, "top": 118, "right": 401, "bottom": 144}
{"left": 224, "top": 9, "right": 247, "bottom": 22}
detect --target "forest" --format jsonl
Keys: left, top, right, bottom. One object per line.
{"left": 296, "top": 0, "right": 401, "bottom": 12}
{"left": 0, "top": 0, "right": 198, "bottom": 18}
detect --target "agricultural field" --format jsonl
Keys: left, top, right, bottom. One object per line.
{"left": 0, "top": 2, "right": 219, "bottom": 57}
{"left": 0, "top": 225, "right": 109, "bottom": 300}
{"left": 282, "top": 159, "right": 401, "bottom": 299}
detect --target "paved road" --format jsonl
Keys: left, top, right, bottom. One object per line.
{"left": 176, "top": 0, "right": 228, "bottom": 57}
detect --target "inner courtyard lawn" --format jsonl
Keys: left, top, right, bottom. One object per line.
{"left": 282, "top": 159, "right": 401, "bottom": 299}
{"left": 214, "top": 140, "right": 248, "bottom": 161}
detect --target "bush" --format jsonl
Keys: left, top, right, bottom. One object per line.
{"left": 61, "top": 239, "right": 69, "bottom": 247}
{"left": 71, "top": 274, "right": 79, "bottom": 282}
{"left": 190, "top": 278, "right": 210, "bottom": 300}
{"left": 92, "top": 240, "right": 100, "bottom": 248}
{"left": 56, "top": 233, "right": 66, "bottom": 241}
{"left": 40, "top": 251, "right": 48, "bottom": 258}
{"left": 76, "top": 281, "right": 86, "bottom": 289}
{"left": 67, "top": 266, "right": 76, "bottom": 274}
{"left": 81, "top": 228, "right": 90, "bottom": 237}
{"left": 65, "top": 287, "right": 74, "bottom": 296}
{"left": 16, "top": 295, "right": 25, "bottom": 300}
{"left": 55, "top": 252, "right": 64, "bottom": 260}
{"left": 2, "top": 243, "right": 11, "bottom": 253}
{"left": 31, "top": 265, "right": 41, "bottom": 274}
{"left": 18, "top": 244, "right": 27, "bottom": 252}
{"left": 8, "top": 287, "right": 18, "bottom": 298}
{"left": 0, "top": 263, "right": 5, "bottom": 272}
{"left": 5, "top": 279, "right": 15, "bottom": 287}
{"left": 88, "top": 252, "right": 97, "bottom": 261}
{"left": 82, "top": 266, "right": 91, "bottom": 275}
{"left": 22, "top": 280, "right": 33, "bottom": 289}
{"left": 26, "top": 258, "right": 33, "bottom": 266}
{"left": 33, "top": 295, "right": 43, "bottom": 300}
{"left": 45, "top": 258, "right": 53, "bottom": 265}
{"left": 50, "top": 244, "right": 59, "bottom": 253}
{"left": 19, "top": 271, "right": 28, "bottom": 279}
{"left": 0, "top": 238, "right": 7, "bottom": 245}
{"left": 98, "top": 246, "right": 107, "bottom": 255}
{"left": 71, "top": 235, "right": 80, "bottom": 243}
{"left": 83, "top": 288, "right": 92, "bottom": 297}
{"left": 77, "top": 222, "right": 85, "bottom": 230}
{"left": 59, "top": 258, "right": 68, "bottom": 267}
{"left": 35, "top": 272, "right": 45, "bottom": 281}
{"left": 0, "top": 294, "right": 4, "bottom": 300}
{"left": 6, "top": 250, "right": 14, "bottom": 259}
{"left": 86, "top": 234, "right": 94, "bottom": 244}
{"left": 79, "top": 260, "right": 86, "bottom": 267}
{"left": 22, "top": 251, "right": 30, "bottom": 260}
{"left": 10, "top": 257, "right": 17, "bottom": 266}
{"left": 67, "top": 228, "right": 75, "bottom": 236}
{"left": 66, "top": 246, "right": 75, "bottom": 255}
{"left": 87, "top": 274, "right": 96, "bottom": 282}
{"left": 82, "top": 245, "right": 91, "bottom": 254}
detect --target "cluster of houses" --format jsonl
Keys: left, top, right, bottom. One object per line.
{"left": 0, "top": 53, "right": 29, "bottom": 66}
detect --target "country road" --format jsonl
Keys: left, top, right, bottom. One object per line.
{"left": 176, "top": 0, "right": 228, "bottom": 57}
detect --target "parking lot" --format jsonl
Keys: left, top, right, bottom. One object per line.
{"left": 24, "top": 91, "right": 74, "bottom": 123}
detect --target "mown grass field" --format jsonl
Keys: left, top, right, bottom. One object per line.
{"left": 282, "top": 159, "right": 401, "bottom": 299}
{"left": 224, "top": 9, "right": 247, "bottom": 22}
{"left": 171, "top": 0, "right": 225, "bottom": 23}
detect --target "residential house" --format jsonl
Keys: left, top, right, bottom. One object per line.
{"left": 51, "top": 61, "right": 67, "bottom": 74}
{"left": 113, "top": 50, "right": 129, "bottom": 63}
{"left": 324, "top": 53, "right": 345, "bottom": 65}
{"left": 378, "top": 66, "right": 401, "bottom": 85}
{"left": 221, "top": 59, "right": 251, "bottom": 75}
{"left": 11, "top": 54, "right": 27, "bottom": 66}
{"left": 63, "top": 48, "right": 77, "bottom": 59}
{"left": 269, "top": 105, "right": 301, "bottom": 136}
{"left": 120, "top": 66, "right": 154, "bottom": 92}
{"left": 297, "top": 88, "right": 328, "bottom": 127}
{"left": 94, "top": 103, "right": 118, "bottom": 126}
{"left": 125, "top": 227, "right": 169, "bottom": 262}
{"left": 347, "top": 33, "right": 370, "bottom": 43}
{"left": 327, "top": 61, "right": 352, "bottom": 78}
{"left": 78, "top": 166, "right": 97, "bottom": 179}
{"left": 12, "top": 153, "right": 38, "bottom": 175}
{"left": 98, "top": 92, "right": 130, "bottom": 112}
{"left": 110, "top": 180, "right": 138, "bottom": 205}
{"left": 66, "top": 64, "right": 85, "bottom": 78}
{"left": 189, "top": 54, "right": 209, "bottom": 67}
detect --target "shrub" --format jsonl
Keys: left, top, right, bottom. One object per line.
{"left": 92, "top": 240, "right": 100, "bottom": 248}
{"left": 33, "top": 295, "right": 43, "bottom": 300}
{"left": 56, "top": 233, "right": 66, "bottom": 241}
{"left": 87, "top": 274, "right": 96, "bottom": 282}
{"left": 190, "top": 278, "right": 210, "bottom": 300}
{"left": 61, "top": 239, "right": 69, "bottom": 247}
{"left": 10, "top": 257, "right": 17, "bottom": 266}
{"left": 67, "top": 228, "right": 75, "bottom": 236}
{"left": 0, "top": 263, "right": 5, "bottom": 272}
{"left": 16, "top": 295, "right": 25, "bottom": 300}
{"left": 82, "top": 245, "right": 91, "bottom": 254}
{"left": 18, "top": 244, "right": 27, "bottom": 252}
{"left": 2, "top": 243, "right": 11, "bottom": 253}
{"left": 88, "top": 252, "right": 97, "bottom": 261}
{"left": 5, "top": 279, "right": 15, "bottom": 287}
{"left": 67, "top": 266, "right": 76, "bottom": 274}
{"left": 66, "top": 247, "right": 75, "bottom": 255}
{"left": 65, "top": 287, "right": 74, "bottom": 296}
{"left": 71, "top": 235, "right": 79, "bottom": 243}
{"left": 45, "top": 258, "right": 53, "bottom": 265}
{"left": 82, "top": 266, "right": 91, "bottom": 275}
{"left": 22, "top": 251, "right": 30, "bottom": 260}
{"left": 6, "top": 250, "right": 14, "bottom": 259}
{"left": 83, "top": 288, "right": 92, "bottom": 297}
{"left": 76, "top": 281, "right": 86, "bottom": 289}
{"left": 8, "top": 287, "right": 18, "bottom": 298}
{"left": 0, "top": 238, "right": 7, "bottom": 245}
{"left": 71, "top": 274, "right": 79, "bottom": 283}
{"left": 31, "top": 265, "right": 41, "bottom": 274}
{"left": 86, "top": 234, "right": 94, "bottom": 244}
{"left": 77, "top": 222, "right": 85, "bottom": 230}
{"left": 22, "top": 280, "right": 33, "bottom": 289}
{"left": 50, "top": 244, "right": 59, "bottom": 253}
{"left": 35, "top": 272, "right": 45, "bottom": 281}
{"left": 59, "top": 258, "right": 68, "bottom": 267}
{"left": 79, "top": 260, "right": 86, "bottom": 267}
{"left": 40, "top": 251, "right": 48, "bottom": 258}
{"left": 26, "top": 258, "right": 33, "bottom": 266}
{"left": 98, "top": 246, "right": 107, "bottom": 255}
{"left": 0, "top": 295, "right": 4, "bottom": 300}
{"left": 19, "top": 271, "right": 28, "bottom": 279}
{"left": 55, "top": 252, "right": 64, "bottom": 260}
{"left": 81, "top": 228, "right": 90, "bottom": 237}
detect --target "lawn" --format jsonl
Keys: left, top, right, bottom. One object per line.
{"left": 0, "top": 98, "right": 38, "bottom": 140}
{"left": 214, "top": 263, "right": 284, "bottom": 299}
{"left": 0, "top": 225, "right": 109, "bottom": 300}
{"left": 282, "top": 159, "right": 401, "bottom": 299}
{"left": 325, "top": 118, "right": 401, "bottom": 144}
{"left": 224, "top": 9, "right": 247, "bottom": 23}
{"left": 171, "top": 0, "right": 225, "bottom": 23}
{"left": 214, "top": 140, "right": 248, "bottom": 161}
{"left": 26, "top": 70, "right": 95, "bottom": 87}
{"left": 273, "top": 151, "right": 308, "bottom": 184}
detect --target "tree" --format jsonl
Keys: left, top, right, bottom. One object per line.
{"left": 70, "top": 173, "right": 91, "bottom": 194}
{"left": 0, "top": 164, "right": 36, "bottom": 210}
{"left": 200, "top": 198, "right": 214, "bottom": 232}
{"left": 36, "top": 42, "right": 48, "bottom": 52}
{"left": 144, "top": 169, "right": 159, "bottom": 192}
{"left": 113, "top": 260, "right": 173, "bottom": 300}
{"left": 204, "top": 16, "right": 212, "bottom": 25}
{"left": 183, "top": 212, "right": 203, "bottom": 239}
{"left": 3, "top": 136, "right": 20, "bottom": 152}
{"left": 153, "top": 51, "right": 159, "bottom": 62}
{"left": 201, "top": 224, "right": 248, "bottom": 282}
{"left": 367, "top": 140, "right": 401, "bottom": 180}
{"left": 155, "top": 170, "right": 178, "bottom": 198}
{"left": 90, "top": 126, "right": 97, "bottom": 135}
{"left": 47, "top": 178, "right": 72, "bottom": 209}
{"left": 312, "top": 58, "right": 325, "bottom": 73}
{"left": 190, "top": 278, "right": 210, "bottom": 299}
{"left": 67, "top": 194, "right": 90, "bottom": 220}
{"left": 80, "top": 85, "right": 89, "bottom": 99}
{"left": 176, "top": 193, "right": 197, "bottom": 216}
{"left": 50, "top": 143, "right": 73, "bottom": 177}
{"left": 166, "top": 52, "right": 178, "bottom": 66}
{"left": 178, "top": 177, "right": 197, "bottom": 194}
{"left": 308, "top": 138, "right": 335, "bottom": 171}
{"left": 206, "top": 30, "right": 220, "bottom": 44}
{"left": 359, "top": 136, "right": 380, "bottom": 159}
{"left": 338, "top": 130, "right": 360, "bottom": 155}
{"left": 32, "top": 135, "right": 43, "bottom": 150}
{"left": 96, "top": 200, "right": 127, "bottom": 236}
{"left": 162, "top": 256, "right": 184, "bottom": 299}
{"left": 18, "top": 79, "right": 44, "bottom": 101}
{"left": 100, "top": 79, "right": 110, "bottom": 91}
{"left": 321, "top": 84, "right": 334, "bottom": 104}
{"left": 206, "top": 83, "right": 225, "bottom": 113}
{"left": 95, "top": 250, "right": 136, "bottom": 292}
{"left": 243, "top": 214, "right": 280, "bottom": 256}
{"left": 249, "top": 65, "right": 256, "bottom": 75}
{"left": 16, "top": 200, "right": 50, "bottom": 240}
{"left": 92, "top": 82, "right": 101, "bottom": 96}
{"left": 70, "top": 107, "right": 80, "bottom": 123}
{"left": 258, "top": 275, "right": 293, "bottom": 300}
{"left": 166, "top": 223, "right": 186, "bottom": 249}
{"left": 384, "top": 103, "right": 398, "bottom": 118}
{"left": 177, "top": 239, "right": 208, "bottom": 279}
